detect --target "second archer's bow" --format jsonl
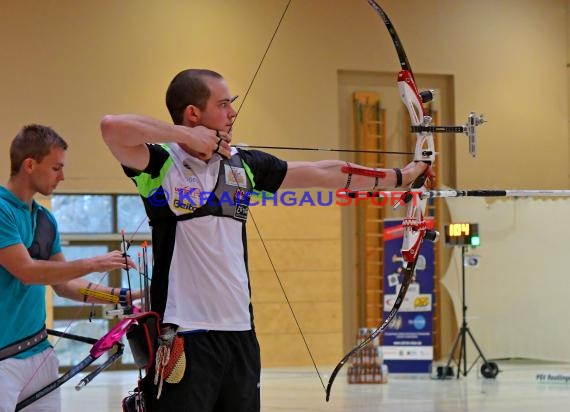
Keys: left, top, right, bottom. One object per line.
{"left": 15, "top": 233, "right": 155, "bottom": 411}
{"left": 325, "top": 0, "right": 485, "bottom": 400}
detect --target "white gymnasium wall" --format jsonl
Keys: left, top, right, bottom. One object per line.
{"left": 442, "top": 197, "right": 570, "bottom": 361}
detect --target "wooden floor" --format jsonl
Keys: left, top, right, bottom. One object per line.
{"left": 59, "top": 360, "right": 570, "bottom": 411}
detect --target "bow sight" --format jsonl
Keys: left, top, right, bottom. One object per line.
{"left": 410, "top": 111, "right": 485, "bottom": 158}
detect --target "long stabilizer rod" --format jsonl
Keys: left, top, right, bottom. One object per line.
{"left": 344, "top": 189, "right": 570, "bottom": 199}
{"left": 423, "top": 189, "right": 570, "bottom": 198}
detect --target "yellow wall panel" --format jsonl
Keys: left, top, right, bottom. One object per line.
{"left": 251, "top": 271, "right": 341, "bottom": 303}
{"left": 258, "top": 332, "right": 343, "bottom": 367}
{"left": 246, "top": 198, "right": 341, "bottom": 240}
{"left": 248, "top": 239, "right": 340, "bottom": 272}
{"left": 254, "top": 302, "right": 341, "bottom": 335}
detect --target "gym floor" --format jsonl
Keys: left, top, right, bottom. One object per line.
{"left": 60, "top": 360, "right": 570, "bottom": 411}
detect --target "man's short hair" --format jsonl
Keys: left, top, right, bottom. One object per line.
{"left": 166, "top": 69, "right": 223, "bottom": 125}
{"left": 10, "top": 124, "right": 68, "bottom": 176}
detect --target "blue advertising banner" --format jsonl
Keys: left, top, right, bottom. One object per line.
{"left": 382, "top": 218, "right": 434, "bottom": 373}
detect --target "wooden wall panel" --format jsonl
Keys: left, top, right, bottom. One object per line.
{"left": 257, "top": 333, "right": 343, "bottom": 367}
{"left": 245, "top": 202, "right": 344, "bottom": 365}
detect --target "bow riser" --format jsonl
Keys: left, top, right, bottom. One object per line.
{"left": 398, "top": 71, "right": 425, "bottom": 117}
{"left": 398, "top": 72, "right": 435, "bottom": 164}
{"left": 401, "top": 218, "right": 426, "bottom": 262}
{"left": 397, "top": 68, "right": 436, "bottom": 266}
{"left": 90, "top": 318, "right": 136, "bottom": 357}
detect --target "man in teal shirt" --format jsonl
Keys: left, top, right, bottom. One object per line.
{"left": 0, "top": 125, "right": 135, "bottom": 412}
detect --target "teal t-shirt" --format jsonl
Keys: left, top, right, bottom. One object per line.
{"left": 0, "top": 186, "right": 61, "bottom": 359}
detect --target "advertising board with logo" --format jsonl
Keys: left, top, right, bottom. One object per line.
{"left": 382, "top": 218, "right": 434, "bottom": 373}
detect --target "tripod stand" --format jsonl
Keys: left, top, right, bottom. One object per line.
{"left": 444, "top": 246, "right": 499, "bottom": 379}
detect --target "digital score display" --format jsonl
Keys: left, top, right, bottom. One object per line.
{"left": 444, "top": 223, "right": 480, "bottom": 247}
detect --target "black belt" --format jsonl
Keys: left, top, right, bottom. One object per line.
{"left": 0, "top": 327, "right": 48, "bottom": 361}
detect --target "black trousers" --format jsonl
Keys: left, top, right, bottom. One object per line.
{"left": 144, "top": 330, "right": 261, "bottom": 412}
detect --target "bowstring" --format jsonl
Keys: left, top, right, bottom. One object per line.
{"left": 225, "top": 0, "right": 326, "bottom": 392}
